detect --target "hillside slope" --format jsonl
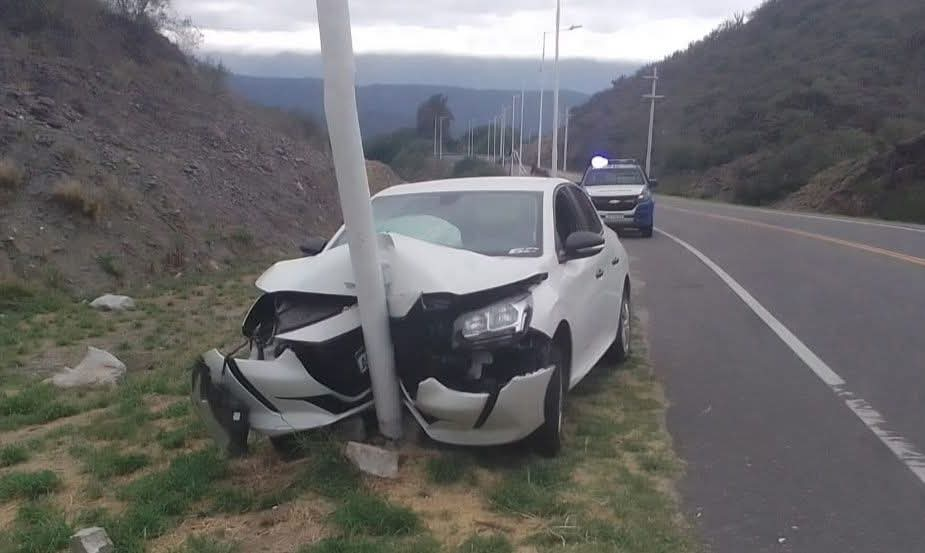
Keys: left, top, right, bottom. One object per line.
{"left": 568, "top": 0, "right": 925, "bottom": 218}
{"left": 0, "top": 0, "right": 345, "bottom": 291}
{"left": 228, "top": 75, "right": 589, "bottom": 140}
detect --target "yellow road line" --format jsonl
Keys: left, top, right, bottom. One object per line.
{"left": 662, "top": 205, "right": 925, "bottom": 268}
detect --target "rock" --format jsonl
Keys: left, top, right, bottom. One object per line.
{"left": 344, "top": 441, "right": 399, "bottom": 479}
{"left": 89, "top": 294, "right": 135, "bottom": 311}
{"left": 70, "top": 527, "right": 114, "bottom": 553}
{"left": 47, "top": 347, "right": 126, "bottom": 388}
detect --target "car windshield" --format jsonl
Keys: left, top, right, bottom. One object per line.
{"left": 582, "top": 167, "right": 646, "bottom": 186}
{"left": 331, "top": 190, "right": 543, "bottom": 257}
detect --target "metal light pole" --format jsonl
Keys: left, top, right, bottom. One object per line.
{"left": 643, "top": 65, "right": 664, "bottom": 177}
{"left": 537, "top": 24, "right": 581, "bottom": 170}
{"left": 500, "top": 108, "right": 506, "bottom": 168}
{"left": 562, "top": 108, "right": 570, "bottom": 173}
{"left": 316, "top": 0, "right": 401, "bottom": 440}
{"left": 438, "top": 115, "right": 448, "bottom": 159}
{"left": 433, "top": 116, "right": 438, "bottom": 158}
{"left": 511, "top": 94, "right": 518, "bottom": 175}
{"left": 550, "top": 0, "right": 562, "bottom": 178}
{"left": 488, "top": 118, "right": 494, "bottom": 161}
{"left": 519, "top": 85, "right": 525, "bottom": 175}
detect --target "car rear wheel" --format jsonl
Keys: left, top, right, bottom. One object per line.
{"left": 534, "top": 343, "right": 566, "bottom": 457}
{"left": 606, "top": 288, "right": 631, "bottom": 363}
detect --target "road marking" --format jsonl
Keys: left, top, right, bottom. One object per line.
{"left": 662, "top": 205, "right": 925, "bottom": 268}
{"left": 657, "top": 227, "right": 925, "bottom": 486}
{"left": 660, "top": 198, "right": 925, "bottom": 234}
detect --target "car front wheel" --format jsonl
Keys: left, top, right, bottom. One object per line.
{"left": 640, "top": 225, "right": 653, "bottom": 238}
{"left": 534, "top": 344, "right": 566, "bottom": 457}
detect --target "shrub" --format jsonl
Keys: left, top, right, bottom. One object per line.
{"left": 0, "top": 158, "right": 25, "bottom": 190}
{"left": 50, "top": 178, "right": 103, "bottom": 220}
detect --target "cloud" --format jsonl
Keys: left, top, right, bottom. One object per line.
{"left": 175, "top": 0, "right": 763, "bottom": 60}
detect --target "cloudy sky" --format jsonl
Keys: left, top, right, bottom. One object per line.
{"left": 176, "top": 0, "right": 764, "bottom": 61}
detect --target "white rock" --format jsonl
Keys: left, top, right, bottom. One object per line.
{"left": 47, "top": 347, "right": 126, "bottom": 388}
{"left": 70, "top": 527, "right": 114, "bottom": 553}
{"left": 345, "top": 441, "right": 399, "bottom": 479}
{"left": 89, "top": 294, "right": 135, "bottom": 311}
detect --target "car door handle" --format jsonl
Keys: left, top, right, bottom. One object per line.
{"left": 611, "top": 257, "right": 620, "bottom": 266}
{"left": 595, "top": 268, "right": 605, "bottom": 279}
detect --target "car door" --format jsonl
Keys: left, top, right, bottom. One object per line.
{"left": 553, "top": 185, "right": 609, "bottom": 388}
{"left": 566, "top": 185, "right": 622, "bottom": 371}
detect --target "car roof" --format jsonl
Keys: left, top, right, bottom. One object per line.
{"left": 374, "top": 177, "right": 570, "bottom": 197}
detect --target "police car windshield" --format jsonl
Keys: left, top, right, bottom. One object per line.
{"left": 583, "top": 167, "right": 645, "bottom": 186}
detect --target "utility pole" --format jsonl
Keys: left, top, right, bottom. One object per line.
{"left": 550, "top": 0, "right": 562, "bottom": 178}
{"left": 643, "top": 65, "right": 664, "bottom": 177}
{"left": 511, "top": 94, "right": 518, "bottom": 175}
{"left": 537, "top": 31, "right": 547, "bottom": 169}
{"left": 519, "top": 85, "right": 525, "bottom": 175}
{"left": 433, "top": 116, "right": 438, "bottom": 158}
{"left": 563, "top": 108, "right": 570, "bottom": 174}
{"left": 500, "top": 108, "right": 506, "bottom": 168}
{"left": 489, "top": 118, "right": 494, "bottom": 162}
{"left": 316, "top": 0, "right": 401, "bottom": 440}
{"left": 438, "top": 115, "right": 448, "bottom": 159}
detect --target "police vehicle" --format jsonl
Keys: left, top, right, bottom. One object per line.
{"left": 579, "top": 157, "right": 656, "bottom": 237}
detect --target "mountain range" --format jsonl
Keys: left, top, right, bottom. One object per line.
{"left": 228, "top": 75, "right": 590, "bottom": 141}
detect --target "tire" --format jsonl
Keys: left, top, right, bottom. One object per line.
{"left": 640, "top": 225, "right": 653, "bottom": 238}
{"left": 534, "top": 344, "right": 566, "bottom": 457}
{"left": 606, "top": 287, "right": 632, "bottom": 363}
{"left": 270, "top": 433, "right": 309, "bottom": 460}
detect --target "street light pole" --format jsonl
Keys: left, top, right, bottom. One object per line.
{"left": 563, "top": 108, "right": 570, "bottom": 173}
{"left": 550, "top": 0, "right": 562, "bottom": 178}
{"left": 433, "top": 116, "right": 438, "bottom": 158}
{"left": 643, "top": 65, "right": 665, "bottom": 177}
{"left": 519, "top": 84, "right": 525, "bottom": 175}
{"left": 511, "top": 95, "right": 518, "bottom": 175}
{"left": 316, "top": 0, "right": 401, "bottom": 440}
{"left": 500, "top": 108, "right": 506, "bottom": 168}
{"left": 489, "top": 118, "right": 494, "bottom": 161}
{"left": 537, "top": 31, "right": 547, "bottom": 169}
{"left": 438, "top": 115, "right": 448, "bottom": 159}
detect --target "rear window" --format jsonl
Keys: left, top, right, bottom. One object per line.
{"left": 582, "top": 167, "right": 646, "bottom": 186}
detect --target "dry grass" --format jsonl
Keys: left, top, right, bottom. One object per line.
{"left": 0, "top": 157, "right": 24, "bottom": 190}
{"left": 49, "top": 177, "right": 103, "bottom": 220}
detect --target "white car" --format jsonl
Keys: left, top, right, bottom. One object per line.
{"left": 193, "top": 177, "right": 632, "bottom": 456}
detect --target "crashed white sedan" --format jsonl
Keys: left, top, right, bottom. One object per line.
{"left": 193, "top": 177, "right": 632, "bottom": 456}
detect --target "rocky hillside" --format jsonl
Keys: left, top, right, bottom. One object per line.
{"left": 568, "top": 0, "right": 925, "bottom": 219}
{"left": 781, "top": 132, "right": 925, "bottom": 221}
{"left": 0, "top": 0, "right": 353, "bottom": 292}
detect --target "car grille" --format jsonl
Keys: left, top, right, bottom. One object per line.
{"left": 592, "top": 195, "right": 638, "bottom": 211}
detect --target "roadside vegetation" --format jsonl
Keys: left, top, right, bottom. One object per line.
{"left": 0, "top": 262, "right": 695, "bottom": 552}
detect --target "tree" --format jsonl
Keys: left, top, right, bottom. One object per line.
{"left": 416, "top": 94, "right": 454, "bottom": 139}
{"left": 107, "top": 0, "right": 171, "bottom": 28}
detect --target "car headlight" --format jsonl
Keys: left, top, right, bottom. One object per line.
{"left": 638, "top": 188, "right": 651, "bottom": 201}
{"left": 454, "top": 294, "right": 532, "bottom": 343}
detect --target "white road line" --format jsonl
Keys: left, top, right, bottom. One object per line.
{"left": 656, "top": 227, "right": 925, "bottom": 486}
{"left": 660, "top": 198, "right": 925, "bottom": 234}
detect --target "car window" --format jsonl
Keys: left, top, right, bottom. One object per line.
{"left": 330, "top": 190, "right": 543, "bottom": 257}
{"left": 567, "top": 186, "right": 604, "bottom": 234}
{"left": 554, "top": 187, "right": 583, "bottom": 252}
{"left": 582, "top": 167, "right": 646, "bottom": 186}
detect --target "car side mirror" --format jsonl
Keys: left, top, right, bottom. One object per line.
{"left": 299, "top": 237, "right": 328, "bottom": 257}
{"left": 564, "top": 231, "right": 605, "bottom": 260}
{"left": 648, "top": 178, "right": 658, "bottom": 188}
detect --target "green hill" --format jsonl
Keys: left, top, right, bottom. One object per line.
{"left": 568, "top": 0, "right": 925, "bottom": 221}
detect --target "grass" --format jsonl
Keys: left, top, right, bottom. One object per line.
{"left": 49, "top": 177, "right": 102, "bottom": 220}
{"left": 0, "top": 444, "right": 30, "bottom": 467}
{"left": 456, "top": 535, "right": 513, "bottom": 553}
{"left": 331, "top": 493, "right": 421, "bottom": 537}
{"left": 488, "top": 459, "right": 570, "bottom": 517}
{"left": 0, "top": 471, "right": 61, "bottom": 501}
{"left": 0, "top": 384, "right": 79, "bottom": 432}
{"left": 4, "top": 502, "right": 72, "bottom": 553}
{"left": 0, "top": 157, "right": 25, "bottom": 190}
{"left": 71, "top": 444, "right": 150, "bottom": 478}
{"left": 96, "top": 254, "right": 124, "bottom": 279}
{"left": 171, "top": 536, "right": 239, "bottom": 553}
{"left": 425, "top": 453, "right": 472, "bottom": 485}
{"left": 299, "top": 537, "right": 439, "bottom": 553}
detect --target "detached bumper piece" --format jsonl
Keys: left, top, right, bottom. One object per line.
{"left": 401, "top": 367, "right": 554, "bottom": 446}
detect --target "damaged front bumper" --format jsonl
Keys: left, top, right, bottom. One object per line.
{"left": 401, "top": 367, "right": 554, "bottom": 445}
{"left": 195, "top": 347, "right": 373, "bottom": 440}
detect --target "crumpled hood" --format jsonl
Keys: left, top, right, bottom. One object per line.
{"left": 585, "top": 185, "right": 645, "bottom": 197}
{"left": 256, "top": 233, "right": 549, "bottom": 316}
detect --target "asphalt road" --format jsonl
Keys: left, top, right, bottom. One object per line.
{"left": 624, "top": 196, "right": 925, "bottom": 553}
